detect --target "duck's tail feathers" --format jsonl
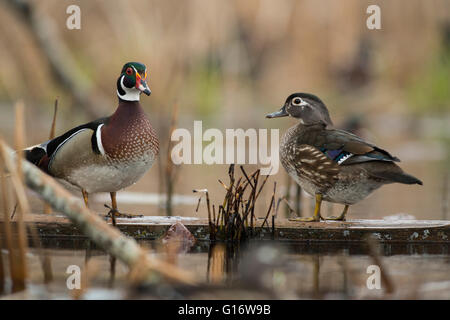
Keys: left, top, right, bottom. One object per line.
{"left": 24, "top": 146, "right": 47, "bottom": 165}
{"left": 389, "top": 172, "right": 423, "bottom": 185}
{"left": 372, "top": 170, "right": 423, "bottom": 185}
{"left": 22, "top": 140, "right": 52, "bottom": 173}
{"left": 366, "top": 162, "right": 423, "bottom": 185}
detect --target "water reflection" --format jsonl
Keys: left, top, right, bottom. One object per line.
{"left": 203, "top": 241, "right": 449, "bottom": 299}
{"left": 1, "top": 238, "right": 449, "bottom": 299}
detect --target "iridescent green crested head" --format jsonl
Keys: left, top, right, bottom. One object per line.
{"left": 117, "top": 62, "right": 151, "bottom": 101}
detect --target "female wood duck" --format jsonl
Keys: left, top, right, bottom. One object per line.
{"left": 266, "top": 93, "right": 422, "bottom": 222}
{"left": 25, "top": 62, "right": 159, "bottom": 216}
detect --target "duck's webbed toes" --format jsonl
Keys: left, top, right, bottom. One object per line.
{"left": 104, "top": 204, "right": 143, "bottom": 219}
{"left": 325, "top": 215, "right": 346, "bottom": 221}
{"left": 289, "top": 216, "right": 321, "bottom": 222}
{"left": 325, "top": 205, "right": 349, "bottom": 221}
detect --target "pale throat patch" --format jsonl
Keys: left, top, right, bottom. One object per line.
{"left": 117, "top": 75, "right": 141, "bottom": 101}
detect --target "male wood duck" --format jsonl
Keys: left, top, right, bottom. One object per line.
{"left": 266, "top": 93, "right": 422, "bottom": 222}
{"left": 25, "top": 62, "right": 159, "bottom": 216}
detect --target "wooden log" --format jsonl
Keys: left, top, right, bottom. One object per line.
{"left": 6, "top": 214, "right": 450, "bottom": 243}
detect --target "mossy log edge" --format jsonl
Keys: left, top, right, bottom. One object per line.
{"left": 3, "top": 218, "right": 449, "bottom": 243}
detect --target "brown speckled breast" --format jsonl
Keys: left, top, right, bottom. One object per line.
{"left": 280, "top": 123, "right": 340, "bottom": 194}
{"left": 101, "top": 101, "right": 159, "bottom": 162}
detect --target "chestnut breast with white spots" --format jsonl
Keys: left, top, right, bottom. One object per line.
{"left": 91, "top": 102, "right": 159, "bottom": 193}
{"left": 103, "top": 113, "right": 159, "bottom": 163}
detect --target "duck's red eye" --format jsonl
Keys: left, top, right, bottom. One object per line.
{"left": 126, "top": 67, "right": 133, "bottom": 75}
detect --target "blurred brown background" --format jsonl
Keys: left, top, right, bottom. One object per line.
{"left": 0, "top": 0, "right": 449, "bottom": 220}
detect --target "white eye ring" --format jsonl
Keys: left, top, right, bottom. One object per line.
{"left": 292, "top": 97, "right": 303, "bottom": 106}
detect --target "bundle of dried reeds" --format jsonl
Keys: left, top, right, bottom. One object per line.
{"left": 194, "top": 164, "right": 276, "bottom": 241}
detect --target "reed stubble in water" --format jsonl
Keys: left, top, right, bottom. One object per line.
{"left": 194, "top": 164, "right": 274, "bottom": 241}
{"left": 0, "top": 103, "right": 27, "bottom": 292}
{"left": 0, "top": 102, "right": 55, "bottom": 294}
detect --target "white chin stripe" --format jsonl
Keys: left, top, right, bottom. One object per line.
{"left": 117, "top": 76, "right": 140, "bottom": 101}
{"left": 96, "top": 124, "right": 105, "bottom": 156}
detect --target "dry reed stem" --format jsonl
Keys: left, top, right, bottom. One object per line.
{"left": 284, "top": 175, "right": 292, "bottom": 217}
{"left": 44, "top": 98, "right": 58, "bottom": 215}
{"left": 0, "top": 140, "right": 195, "bottom": 286}
{"left": 262, "top": 182, "right": 276, "bottom": 228}
{"left": 16, "top": 100, "right": 53, "bottom": 283}
{"left": 217, "top": 179, "right": 229, "bottom": 191}
{"left": 49, "top": 98, "right": 58, "bottom": 140}
{"left": 239, "top": 166, "right": 255, "bottom": 189}
{"left": 207, "top": 244, "right": 225, "bottom": 284}
{"left": 165, "top": 103, "right": 179, "bottom": 216}
{"left": 274, "top": 197, "right": 283, "bottom": 217}
{"left": 6, "top": 101, "right": 28, "bottom": 290}
{"left": 15, "top": 101, "right": 52, "bottom": 284}
{"left": 255, "top": 167, "right": 272, "bottom": 199}
{"left": 6, "top": 103, "right": 53, "bottom": 286}
{"left": 194, "top": 196, "right": 202, "bottom": 212}
{"left": 193, "top": 189, "right": 214, "bottom": 239}
{"left": 295, "top": 184, "right": 302, "bottom": 217}
{"left": 239, "top": 166, "right": 259, "bottom": 233}
{"left": 0, "top": 234, "right": 4, "bottom": 293}
{"left": 0, "top": 156, "right": 17, "bottom": 292}
{"left": 212, "top": 204, "right": 216, "bottom": 227}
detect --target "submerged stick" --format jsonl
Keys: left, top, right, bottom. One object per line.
{"left": 0, "top": 140, "right": 195, "bottom": 285}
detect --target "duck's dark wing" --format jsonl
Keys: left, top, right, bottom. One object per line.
{"left": 302, "top": 128, "right": 400, "bottom": 165}
{"left": 46, "top": 117, "right": 109, "bottom": 158}
{"left": 24, "top": 117, "right": 109, "bottom": 172}
{"left": 289, "top": 127, "right": 422, "bottom": 186}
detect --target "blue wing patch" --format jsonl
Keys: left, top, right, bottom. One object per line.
{"left": 320, "top": 148, "right": 353, "bottom": 165}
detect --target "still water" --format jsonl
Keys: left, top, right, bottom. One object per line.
{"left": 2, "top": 238, "right": 449, "bottom": 299}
